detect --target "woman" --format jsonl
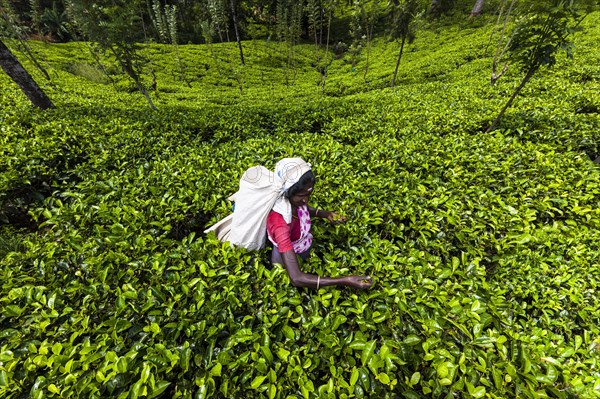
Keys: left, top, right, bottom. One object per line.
{"left": 205, "top": 157, "right": 372, "bottom": 290}
{"left": 267, "top": 165, "right": 373, "bottom": 290}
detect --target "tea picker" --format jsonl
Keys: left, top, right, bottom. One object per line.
{"left": 205, "top": 158, "right": 373, "bottom": 290}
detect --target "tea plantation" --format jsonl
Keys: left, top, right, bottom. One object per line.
{"left": 1, "top": 12, "right": 600, "bottom": 399}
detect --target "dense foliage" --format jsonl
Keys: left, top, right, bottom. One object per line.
{"left": 1, "top": 10, "right": 600, "bottom": 399}
{"left": 1, "top": 0, "right": 479, "bottom": 44}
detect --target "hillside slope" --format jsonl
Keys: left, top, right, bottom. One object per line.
{"left": 1, "top": 12, "right": 600, "bottom": 399}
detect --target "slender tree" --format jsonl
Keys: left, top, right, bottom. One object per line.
{"left": 470, "top": 0, "right": 485, "bottom": 17}
{"left": 276, "top": 0, "right": 303, "bottom": 85}
{"left": 148, "top": 0, "right": 188, "bottom": 86}
{"left": 486, "top": 0, "right": 598, "bottom": 132}
{"left": 149, "top": 0, "right": 170, "bottom": 43}
{"left": 0, "top": 38, "right": 54, "bottom": 109}
{"left": 200, "top": 19, "right": 216, "bottom": 57}
{"left": 349, "top": 1, "right": 365, "bottom": 69}
{"left": 166, "top": 4, "right": 190, "bottom": 86}
{"left": 489, "top": 0, "right": 516, "bottom": 85}
{"left": 350, "top": 0, "right": 382, "bottom": 80}
{"left": 230, "top": 0, "right": 245, "bottom": 65}
{"left": 390, "top": 0, "right": 426, "bottom": 87}
{"left": 67, "top": 0, "right": 157, "bottom": 110}
{"left": 208, "top": 0, "right": 229, "bottom": 43}
{"left": 320, "top": 0, "right": 337, "bottom": 94}
{"left": 306, "top": 0, "right": 322, "bottom": 51}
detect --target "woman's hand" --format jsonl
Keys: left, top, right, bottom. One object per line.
{"left": 326, "top": 211, "right": 347, "bottom": 225}
{"left": 344, "top": 275, "right": 373, "bottom": 289}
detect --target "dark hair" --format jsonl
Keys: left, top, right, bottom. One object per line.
{"left": 287, "top": 170, "right": 316, "bottom": 198}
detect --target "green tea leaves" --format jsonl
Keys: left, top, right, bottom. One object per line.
{"left": 2, "top": 14, "right": 600, "bottom": 398}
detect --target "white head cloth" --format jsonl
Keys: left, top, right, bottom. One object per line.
{"left": 272, "top": 158, "right": 313, "bottom": 223}
{"left": 204, "top": 158, "right": 312, "bottom": 250}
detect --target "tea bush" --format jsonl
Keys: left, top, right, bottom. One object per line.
{"left": 1, "top": 11, "right": 600, "bottom": 399}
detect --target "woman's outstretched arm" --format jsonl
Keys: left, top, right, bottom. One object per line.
{"left": 278, "top": 250, "right": 372, "bottom": 290}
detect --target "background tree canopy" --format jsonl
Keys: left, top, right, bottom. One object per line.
{"left": 0, "top": 0, "right": 522, "bottom": 44}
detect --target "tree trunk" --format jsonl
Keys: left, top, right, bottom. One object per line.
{"left": 230, "top": 0, "right": 245, "bottom": 65}
{"left": 319, "top": 6, "right": 324, "bottom": 46}
{"left": 489, "top": 0, "right": 516, "bottom": 85}
{"left": 470, "top": 0, "right": 485, "bottom": 17}
{"left": 320, "top": 6, "right": 333, "bottom": 95}
{"left": 112, "top": 48, "right": 157, "bottom": 110}
{"left": 391, "top": 34, "right": 407, "bottom": 88}
{"left": 486, "top": 67, "right": 536, "bottom": 133}
{"left": 363, "top": 24, "right": 371, "bottom": 81}
{"left": 430, "top": 0, "right": 440, "bottom": 15}
{"left": 0, "top": 39, "right": 54, "bottom": 109}
{"left": 1, "top": 6, "right": 53, "bottom": 82}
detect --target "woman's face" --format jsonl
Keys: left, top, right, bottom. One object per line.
{"left": 289, "top": 183, "right": 314, "bottom": 208}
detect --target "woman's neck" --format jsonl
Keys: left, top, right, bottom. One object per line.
{"left": 291, "top": 205, "right": 299, "bottom": 219}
